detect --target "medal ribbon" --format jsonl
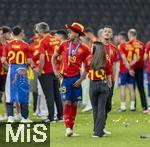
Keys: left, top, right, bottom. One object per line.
{"left": 68, "top": 41, "right": 80, "bottom": 65}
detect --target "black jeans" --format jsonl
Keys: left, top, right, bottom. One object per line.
{"left": 89, "top": 80, "right": 109, "bottom": 137}
{"left": 134, "top": 68, "right": 147, "bottom": 110}
{"left": 33, "top": 92, "right": 38, "bottom": 112}
{"left": 39, "top": 73, "right": 63, "bottom": 121}
{"left": 105, "top": 82, "right": 114, "bottom": 122}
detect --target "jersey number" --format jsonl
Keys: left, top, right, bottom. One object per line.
{"left": 8, "top": 50, "right": 25, "bottom": 64}
{"left": 89, "top": 69, "right": 105, "bottom": 80}
{"left": 127, "top": 51, "right": 132, "bottom": 62}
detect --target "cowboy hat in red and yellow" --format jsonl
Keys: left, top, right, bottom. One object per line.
{"left": 65, "top": 22, "right": 85, "bottom": 36}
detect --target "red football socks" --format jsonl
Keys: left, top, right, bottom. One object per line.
{"left": 70, "top": 103, "right": 77, "bottom": 129}
{"left": 64, "top": 102, "right": 77, "bottom": 129}
{"left": 64, "top": 103, "right": 71, "bottom": 128}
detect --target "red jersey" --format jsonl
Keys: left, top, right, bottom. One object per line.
{"left": 128, "top": 39, "right": 144, "bottom": 68}
{"left": 30, "top": 35, "right": 42, "bottom": 67}
{"left": 3, "top": 40, "right": 31, "bottom": 64}
{"left": 0, "top": 44, "right": 5, "bottom": 75}
{"left": 104, "top": 42, "right": 117, "bottom": 81}
{"left": 118, "top": 42, "right": 135, "bottom": 72}
{"left": 86, "top": 55, "right": 112, "bottom": 81}
{"left": 56, "top": 40, "right": 90, "bottom": 77}
{"left": 39, "top": 34, "right": 61, "bottom": 74}
{"left": 145, "top": 41, "right": 150, "bottom": 72}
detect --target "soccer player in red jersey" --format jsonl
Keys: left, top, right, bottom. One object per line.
{"left": 2, "top": 26, "right": 34, "bottom": 123}
{"left": 144, "top": 41, "right": 150, "bottom": 112}
{"left": 52, "top": 22, "right": 90, "bottom": 137}
{"left": 29, "top": 30, "right": 44, "bottom": 115}
{"left": 86, "top": 42, "right": 112, "bottom": 137}
{"left": 101, "top": 26, "right": 118, "bottom": 134}
{"left": 128, "top": 29, "right": 147, "bottom": 111}
{"left": 30, "top": 28, "right": 49, "bottom": 119}
{"left": 0, "top": 26, "right": 12, "bottom": 121}
{"left": 118, "top": 32, "right": 137, "bottom": 111}
{"left": 35, "top": 22, "right": 63, "bottom": 122}
{"left": 0, "top": 38, "right": 5, "bottom": 103}
{"left": 0, "top": 27, "right": 11, "bottom": 102}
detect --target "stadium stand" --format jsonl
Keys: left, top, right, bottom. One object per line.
{"left": 0, "top": 0, "right": 150, "bottom": 41}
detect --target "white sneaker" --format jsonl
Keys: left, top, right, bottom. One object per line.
{"left": 65, "top": 128, "right": 73, "bottom": 137}
{"left": 143, "top": 109, "right": 150, "bottom": 113}
{"left": 40, "top": 116, "right": 47, "bottom": 120}
{"left": 14, "top": 113, "right": 22, "bottom": 121}
{"left": 92, "top": 135, "right": 99, "bottom": 138}
{"left": 103, "top": 129, "right": 112, "bottom": 135}
{"left": 71, "top": 132, "right": 79, "bottom": 137}
{"left": 92, "top": 134, "right": 106, "bottom": 138}
{"left": 20, "top": 118, "right": 32, "bottom": 123}
{"left": 7, "top": 116, "right": 14, "bottom": 123}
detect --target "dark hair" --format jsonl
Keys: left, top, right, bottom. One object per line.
{"left": 85, "top": 27, "right": 94, "bottom": 33}
{"left": 2, "top": 26, "right": 12, "bottom": 34}
{"left": 13, "top": 26, "right": 23, "bottom": 36}
{"left": 90, "top": 41, "right": 106, "bottom": 70}
{"left": 55, "top": 29, "right": 68, "bottom": 39}
{"left": 104, "top": 25, "right": 113, "bottom": 30}
{"left": 118, "top": 31, "right": 128, "bottom": 41}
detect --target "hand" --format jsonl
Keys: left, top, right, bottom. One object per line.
{"left": 54, "top": 70, "right": 63, "bottom": 80}
{"left": 73, "top": 78, "right": 82, "bottom": 88}
{"left": 107, "top": 80, "right": 112, "bottom": 88}
{"left": 125, "top": 62, "right": 130, "bottom": 70}
{"left": 129, "top": 69, "right": 135, "bottom": 76}
{"left": 33, "top": 67, "right": 39, "bottom": 74}
{"left": 33, "top": 68, "right": 42, "bottom": 76}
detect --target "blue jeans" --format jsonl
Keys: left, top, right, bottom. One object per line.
{"left": 6, "top": 102, "right": 28, "bottom": 119}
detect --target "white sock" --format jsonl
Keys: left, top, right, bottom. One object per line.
{"left": 130, "top": 101, "right": 135, "bottom": 110}
{"left": 121, "top": 102, "right": 126, "bottom": 110}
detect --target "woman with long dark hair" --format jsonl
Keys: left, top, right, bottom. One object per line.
{"left": 86, "top": 42, "right": 112, "bottom": 137}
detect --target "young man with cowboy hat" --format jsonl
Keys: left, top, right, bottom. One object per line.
{"left": 52, "top": 22, "right": 90, "bottom": 137}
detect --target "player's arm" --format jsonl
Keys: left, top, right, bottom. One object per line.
{"left": 144, "top": 42, "right": 150, "bottom": 62}
{"left": 130, "top": 53, "right": 137, "bottom": 66}
{"left": 73, "top": 48, "right": 90, "bottom": 88}
{"left": 121, "top": 54, "right": 130, "bottom": 70}
{"left": 38, "top": 53, "right": 45, "bottom": 75}
{"left": 25, "top": 45, "right": 36, "bottom": 71}
{"left": 52, "top": 42, "right": 64, "bottom": 79}
{"left": 52, "top": 52, "right": 62, "bottom": 79}
{"left": 1, "top": 45, "right": 9, "bottom": 71}
{"left": 27, "top": 58, "right": 36, "bottom": 69}
{"left": 73, "top": 68, "right": 87, "bottom": 88}
{"left": 105, "top": 59, "right": 112, "bottom": 88}
{"left": 1, "top": 56, "right": 9, "bottom": 71}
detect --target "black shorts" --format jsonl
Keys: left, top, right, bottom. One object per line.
{"left": 0, "top": 75, "right": 6, "bottom": 92}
